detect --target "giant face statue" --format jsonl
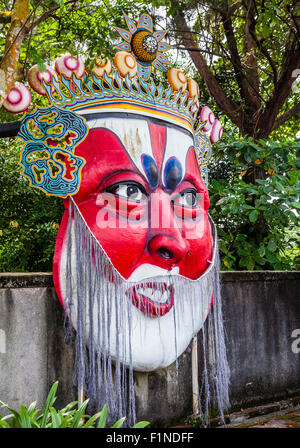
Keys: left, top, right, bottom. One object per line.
{"left": 11, "top": 11, "right": 229, "bottom": 423}
{"left": 53, "top": 115, "right": 214, "bottom": 371}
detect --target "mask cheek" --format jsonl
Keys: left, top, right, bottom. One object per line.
{"left": 173, "top": 204, "right": 202, "bottom": 220}
{"left": 179, "top": 214, "right": 213, "bottom": 279}
{"left": 78, "top": 197, "right": 148, "bottom": 279}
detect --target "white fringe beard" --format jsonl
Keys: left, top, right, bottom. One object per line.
{"left": 61, "top": 197, "right": 230, "bottom": 427}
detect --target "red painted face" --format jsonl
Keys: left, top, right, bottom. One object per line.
{"left": 54, "top": 116, "right": 213, "bottom": 317}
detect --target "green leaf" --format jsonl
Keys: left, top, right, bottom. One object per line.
{"left": 50, "top": 408, "right": 61, "bottom": 428}
{"left": 267, "top": 239, "right": 277, "bottom": 253}
{"left": 216, "top": 197, "right": 229, "bottom": 206}
{"left": 27, "top": 401, "right": 38, "bottom": 416}
{"left": 19, "top": 404, "right": 32, "bottom": 428}
{"left": 83, "top": 411, "right": 103, "bottom": 428}
{"left": 97, "top": 404, "right": 107, "bottom": 428}
{"left": 70, "top": 400, "right": 89, "bottom": 428}
{"left": 255, "top": 179, "right": 267, "bottom": 185}
{"left": 132, "top": 421, "right": 150, "bottom": 428}
{"left": 249, "top": 210, "right": 259, "bottom": 223}
{"left": 60, "top": 401, "right": 78, "bottom": 413}
{"left": 111, "top": 417, "right": 126, "bottom": 428}
{"left": 246, "top": 257, "right": 255, "bottom": 270}
{"left": 261, "top": 24, "right": 270, "bottom": 38}
{"left": 230, "top": 205, "right": 239, "bottom": 214}
{"left": 290, "top": 202, "right": 300, "bottom": 210}
{"left": 265, "top": 249, "right": 278, "bottom": 263}
{"left": 40, "top": 381, "right": 59, "bottom": 428}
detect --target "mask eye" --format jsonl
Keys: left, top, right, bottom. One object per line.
{"left": 107, "top": 182, "right": 147, "bottom": 202}
{"left": 174, "top": 189, "right": 199, "bottom": 208}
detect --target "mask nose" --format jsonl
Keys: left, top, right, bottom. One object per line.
{"left": 147, "top": 191, "right": 189, "bottom": 267}
{"left": 148, "top": 234, "right": 189, "bottom": 266}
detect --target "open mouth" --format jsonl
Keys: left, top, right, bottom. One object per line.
{"left": 126, "top": 281, "right": 174, "bottom": 317}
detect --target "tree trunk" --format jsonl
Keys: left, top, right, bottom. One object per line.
{"left": 0, "top": 0, "right": 30, "bottom": 107}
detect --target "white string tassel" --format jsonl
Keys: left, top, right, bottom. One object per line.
{"left": 63, "top": 197, "right": 230, "bottom": 427}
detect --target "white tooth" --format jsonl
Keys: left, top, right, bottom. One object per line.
{"left": 161, "top": 291, "right": 169, "bottom": 303}
{"left": 136, "top": 286, "right": 169, "bottom": 303}
{"left": 152, "top": 291, "right": 159, "bottom": 302}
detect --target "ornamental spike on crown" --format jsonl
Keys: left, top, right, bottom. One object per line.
{"left": 113, "top": 11, "right": 173, "bottom": 80}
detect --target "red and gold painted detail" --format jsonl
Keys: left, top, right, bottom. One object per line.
{"left": 45, "top": 131, "right": 77, "bottom": 149}
{"left": 55, "top": 152, "right": 77, "bottom": 181}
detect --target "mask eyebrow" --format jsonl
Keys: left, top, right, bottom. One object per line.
{"left": 164, "top": 156, "right": 183, "bottom": 190}
{"left": 141, "top": 154, "right": 158, "bottom": 188}
{"left": 180, "top": 176, "right": 206, "bottom": 193}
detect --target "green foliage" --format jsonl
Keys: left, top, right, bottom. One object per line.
{"left": 209, "top": 135, "right": 300, "bottom": 270}
{"left": 0, "top": 0, "right": 156, "bottom": 77}
{"left": 0, "top": 381, "right": 150, "bottom": 428}
{"left": 0, "top": 137, "right": 64, "bottom": 272}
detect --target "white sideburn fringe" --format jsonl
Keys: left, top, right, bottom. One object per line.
{"left": 63, "top": 197, "right": 230, "bottom": 427}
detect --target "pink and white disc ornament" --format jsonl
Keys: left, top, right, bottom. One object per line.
{"left": 3, "top": 82, "right": 31, "bottom": 113}
{"left": 200, "top": 106, "right": 215, "bottom": 132}
{"left": 28, "top": 65, "right": 57, "bottom": 95}
{"left": 210, "top": 119, "right": 223, "bottom": 143}
{"left": 55, "top": 53, "right": 85, "bottom": 78}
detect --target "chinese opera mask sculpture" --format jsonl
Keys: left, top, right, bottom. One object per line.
{"left": 54, "top": 115, "right": 215, "bottom": 372}
{"left": 7, "top": 11, "right": 229, "bottom": 426}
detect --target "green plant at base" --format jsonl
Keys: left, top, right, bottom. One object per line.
{"left": 0, "top": 381, "right": 150, "bottom": 429}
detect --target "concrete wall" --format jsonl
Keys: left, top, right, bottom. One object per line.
{"left": 0, "top": 271, "right": 299, "bottom": 425}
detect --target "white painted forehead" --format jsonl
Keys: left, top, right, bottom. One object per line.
{"left": 87, "top": 116, "right": 194, "bottom": 185}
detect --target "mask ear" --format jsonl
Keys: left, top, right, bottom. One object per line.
{"left": 194, "top": 131, "right": 212, "bottom": 188}
{"left": 185, "top": 146, "right": 211, "bottom": 212}
{"left": 18, "top": 105, "right": 88, "bottom": 197}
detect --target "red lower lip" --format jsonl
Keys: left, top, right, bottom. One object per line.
{"left": 126, "top": 282, "right": 174, "bottom": 317}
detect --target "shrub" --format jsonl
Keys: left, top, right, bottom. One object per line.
{"left": 0, "top": 138, "right": 64, "bottom": 272}
{"left": 209, "top": 135, "right": 300, "bottom": 270}
{"left": 0, "top": 381, "right": 150, "bottom": 428}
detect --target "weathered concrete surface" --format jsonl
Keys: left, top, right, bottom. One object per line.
{"left": 226, "top": 397, "right": 300, "bottom": 428}
{"left": 0, "top": 271, "right": 299, "bottom": 425}
{"left": 221, "top": 271, "right": 300, "bottom": 410}
{"left": 0, "top": 284, "right": 76, "bottom": 413}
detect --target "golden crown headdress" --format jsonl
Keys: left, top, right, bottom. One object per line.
{"left": 3, "top": 11, "right": 223, "bottom": 197}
